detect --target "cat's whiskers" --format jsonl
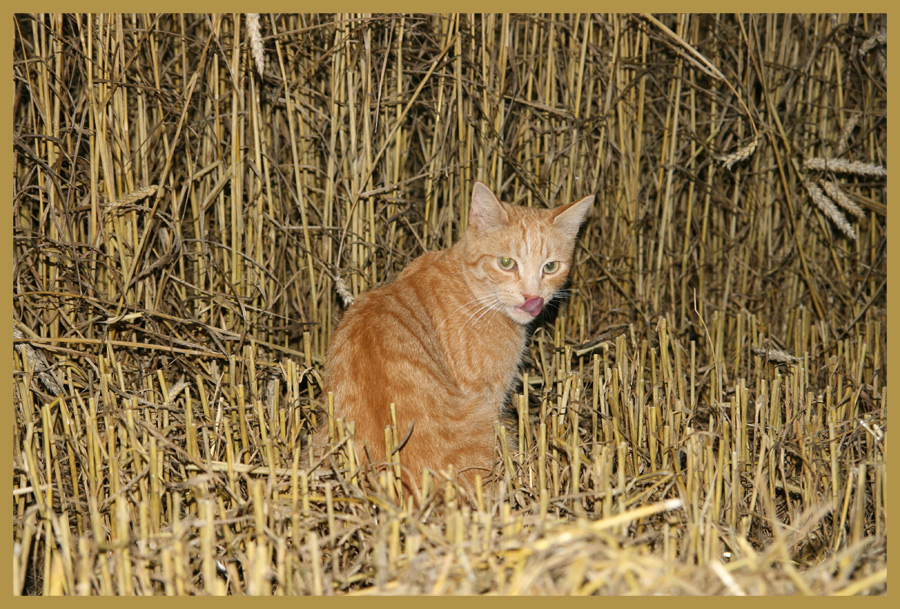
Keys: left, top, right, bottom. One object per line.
{"left": 552, "top": 288, "right": 575, "bottom": 299}
{"left": 456, "top": 298, "right": 500, "bottom": 333}
{"left": 480, "top": 298, "right": 507, "bottom": 328}
{"left": 456, "top": 297, "right": 504, "bottom": 339}
{"left": 435, "top": 294, "right": 499, "bottom": 330}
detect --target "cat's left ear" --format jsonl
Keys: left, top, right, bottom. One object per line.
{"left": 469, "top": 182, "right": 510, "bottom": 232}
{"left": 552, "top": 194, "right": 594, "bottom": 238}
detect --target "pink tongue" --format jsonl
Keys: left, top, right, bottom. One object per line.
{"left": 519, "top": 296, "right": 545, "bottom": 316}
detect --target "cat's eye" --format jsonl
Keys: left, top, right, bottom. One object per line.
{"left": 498, "top": 256, "right": 516, "bottom": 270}
{"left": 543, "top": 261, "right": 560, "bottom": 274}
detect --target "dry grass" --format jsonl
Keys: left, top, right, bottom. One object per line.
{"left": 13, "top": 13, "right": 886, "bottom": 595}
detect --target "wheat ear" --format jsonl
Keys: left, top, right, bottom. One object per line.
{"left": 803, "top": 158, "right": 886, "bottom": 177}
{"left": 334, "top": 276, "right": 355, "bottom": 308}
{"left": 820, "top": 180, "right": 865, "bottom": 219}
{"left": 246, "top": 14, "right": 265, "bottom": 75}
{"left": 802, "top": 178, "right": 856, "bottom": 240}
{"left": 717, "top": 135, "right": 760, "bottom": 170}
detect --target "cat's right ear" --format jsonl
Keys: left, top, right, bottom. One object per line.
{"left": 469, "top": 182, "right": 509, "bottom": 232}
{"left": 552, "top": 194, "right": 594, "bottom": 239}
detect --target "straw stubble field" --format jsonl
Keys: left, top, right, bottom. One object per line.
{"left": 13, "top": 13, "right": 886, "bottom": 595}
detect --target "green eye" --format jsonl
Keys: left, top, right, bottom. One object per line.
{"left": 543, "top": 261, "right": 560, "bottom": 273}
{"left": 498, "top": 256, "right": 516, "bottom": 270}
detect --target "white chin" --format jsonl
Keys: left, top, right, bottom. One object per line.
{"left": 506, "top": 307, "right": 537, "bottom": 325}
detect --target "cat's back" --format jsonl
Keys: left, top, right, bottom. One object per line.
{"left": 321, "top": 249, "right": 457, "bottom": 452}
{"left": 330, "top": 249, "right": 448, "bottom": 341}
{"left": 324, "top": 249, "right": 452, "bottom": 391}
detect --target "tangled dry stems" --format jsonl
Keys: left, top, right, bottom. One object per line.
{"left": 13, "top": 13, "right": 886, "bottom": 595}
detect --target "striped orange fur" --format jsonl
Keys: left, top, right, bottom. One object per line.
{"left": 319, "top": 182, "right": 593, "bottom": 500}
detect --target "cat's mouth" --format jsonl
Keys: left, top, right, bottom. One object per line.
{"left": 515, "top": 296, "right": 545, "bottom": 317}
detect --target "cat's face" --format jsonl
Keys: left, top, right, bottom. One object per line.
{"left": 460, "top": 183, "right": 594, "bottom": 326}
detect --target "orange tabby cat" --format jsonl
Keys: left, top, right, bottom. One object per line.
{"left": 319, "top": 182, "right": 593, "bottom": 500}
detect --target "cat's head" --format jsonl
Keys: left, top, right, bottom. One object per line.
{"left": 460, "top": 182, "right": 594, "bottom": 326}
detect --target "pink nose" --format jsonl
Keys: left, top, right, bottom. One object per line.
{"left": 518, "top": 295, "right": 545, "bottom": 316}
